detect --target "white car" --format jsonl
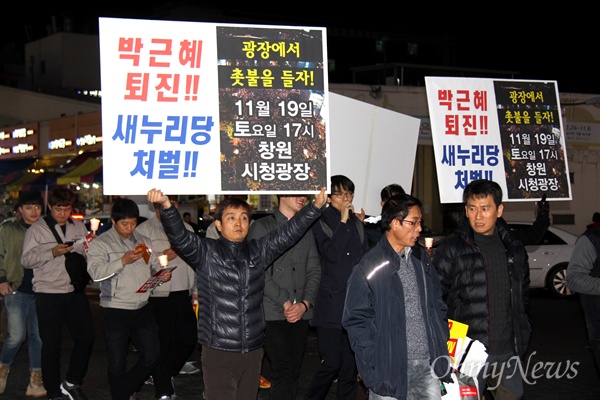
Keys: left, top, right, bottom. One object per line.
{"left": 508, "top": 222, "right": 578, "bottom": 298}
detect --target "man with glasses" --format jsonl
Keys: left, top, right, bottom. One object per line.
{"left": 22, "top": 188, "right": 95, "bottom": 400}
{"left": 434, "top": 179, "right": 531, "bottom": 400}
{"left": 304, "top": 175, "right": 368, "bottom": 400}
{"left": 343, "top": 194, "right": 451, "bottom": 399}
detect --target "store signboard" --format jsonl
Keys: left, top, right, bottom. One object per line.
{"left": 0, "top": 123, "right": 39, "bottom": 159}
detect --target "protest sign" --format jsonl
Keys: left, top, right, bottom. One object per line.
{"left": 425, "top": 77, "right": 572, "bottom": 203}
{"left": 99, "top": 17, "right": 329, "bottom": 195}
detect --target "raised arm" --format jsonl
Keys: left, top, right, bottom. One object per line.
{"left": 147, "top": 188, "right": 173, "bottom": 209}
{"left": 313, "top": 187, "right": 327, "bottom": 209}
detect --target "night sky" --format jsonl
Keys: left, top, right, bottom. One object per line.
{"left": 2, "top": 4, "right": 597, "bottom": 94}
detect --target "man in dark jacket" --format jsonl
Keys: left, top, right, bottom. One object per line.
{"left": 434, "top": 179, "right": 531, "bottom": 400}
{"left": 566, "top": 213, "right": 600, "bottom": 377}
{"left": 147, "top": 188, "right": 326, "bottom": 400}
{"left": 343, "top": 194, "right": 450, "bottom": 399}
{"left": 305, "top": 175, "right": 369, "bottom": 400}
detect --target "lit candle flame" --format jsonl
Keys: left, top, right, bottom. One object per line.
{"left": 159, "top": 254, "right": 169, "bottom": 267}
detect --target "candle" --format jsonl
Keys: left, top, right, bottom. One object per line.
{"left": 90, "top": 218, "right": 100, "bottom": 232}
{"left": 425, "top": 237, "right": 434, "bottom": 248}
{"left": 158, "top": 254, "right": 169, "bottom": 267}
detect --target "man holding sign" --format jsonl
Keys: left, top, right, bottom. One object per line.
{"left": 147, "top": 187, "right": 326, "bottom": 400}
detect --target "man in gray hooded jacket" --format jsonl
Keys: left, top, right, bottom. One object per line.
{"left": 248, "top": 194, "right": 320, "bottom": 400}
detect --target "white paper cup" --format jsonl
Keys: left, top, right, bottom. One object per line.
{"left": 425, "top": 237, "right": 434, "bottom": 248}
{"left": 90, "top": 218, "right": 100, "bottom": 232}
{"left": 158, "top": 254, "right": 169, "bottom": 267}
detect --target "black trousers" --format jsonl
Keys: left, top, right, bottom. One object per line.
{"left": 149, "top": 291, "right": 198, "bottom": 398}
{"left": 35, "top": 292, "right": 95, "bottom": 398}
{"left": 101, "top": 304, "right": 160, "bottom": 400}
{"left": 304, "top": 327, "right": 357, "bottom": 400}
{"left": 264, "top": 319, "right": 309, "bottom": 400}
{"left": 591, "top": 339, "right": 600, "bottom": 377}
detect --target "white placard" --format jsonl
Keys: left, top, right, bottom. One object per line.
{"left": 99, "top": 17, "right": 329, "bottom": 195}
{"left": 425, "top": 77, "right": 572, "bottom": 203}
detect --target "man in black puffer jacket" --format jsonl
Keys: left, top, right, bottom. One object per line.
{"left": 434, "top": 179, "right": 531, "bottom": 400}
{"left": 147, "top": 188, "right": 326, "bottom": 400}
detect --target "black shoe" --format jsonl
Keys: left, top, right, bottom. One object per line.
{"left": 60, "top": 380, "right": 89, "bottom": 400}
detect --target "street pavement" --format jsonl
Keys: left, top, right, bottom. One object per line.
{"left": 1, "top": 288, "right": 599, "bottom": 399}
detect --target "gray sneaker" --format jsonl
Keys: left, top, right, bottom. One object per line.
{"left": 60, "top": 381, "right": 89, "bottom": 400}
{"left": 179, "top": 361, "right": 200, "bottom": 375}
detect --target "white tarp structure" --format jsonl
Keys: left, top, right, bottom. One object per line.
{"left": 328, "top": 92, "right": 420, "bottom": 216}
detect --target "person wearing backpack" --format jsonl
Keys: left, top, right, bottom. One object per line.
{"left": 304, "top": 175, "right": 369, "bottom": 400}
{"left": 21, "top": 188, "right": 95, "bottom": 400}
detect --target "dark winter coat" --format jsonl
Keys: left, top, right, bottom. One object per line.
{"left": 343, "top": 236, "right": 451, "bottom": 399}
{"left": 311, "top": 205, "right": 369, "bottom": 329}
{"left": 434, "top": 217, "right": 531, "bottom": 357}
{"left": 159, "top": 202, "right": 322, "bottom": 353}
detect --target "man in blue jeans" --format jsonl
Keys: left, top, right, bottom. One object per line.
{"left": 343, "top": 194, "right": 451, "bottom": 400}
{"left": 0, "top": 190, "right": 46, "bottom": 397}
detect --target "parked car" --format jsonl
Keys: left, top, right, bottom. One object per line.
{"left": 507, "top": 222, "right": 578, "bottom": 298}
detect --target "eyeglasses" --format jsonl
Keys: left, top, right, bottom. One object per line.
{"left": 332, "top": 192, "right": 354, "bottom": 200}
{"left": 396, "top": 219, "right": 422, "bottom": 227}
